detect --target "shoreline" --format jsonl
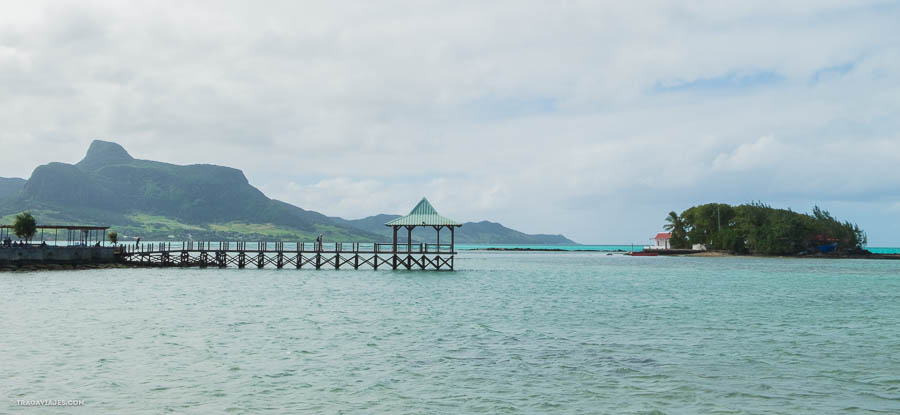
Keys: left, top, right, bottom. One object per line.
{"left": 470, "top": 247, "right": 900, "bottom": 260}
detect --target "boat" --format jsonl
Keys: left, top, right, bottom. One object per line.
{"left": 626, "top": 251, "right": 658, "bottom": 256}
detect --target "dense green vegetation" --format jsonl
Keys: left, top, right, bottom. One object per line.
{"left": 13, "top": 212, "right": 36, "bottom": 242}
{"left": 666, "top": 202, "right": 866, "bottom": 255}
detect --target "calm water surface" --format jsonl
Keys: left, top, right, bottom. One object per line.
{"left": 2, "top": 253, "right": 899, "bottom": 414}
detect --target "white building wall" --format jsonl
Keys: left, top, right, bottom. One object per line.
{"left": 650, "top": 238, "right": 670, "bottom": 249}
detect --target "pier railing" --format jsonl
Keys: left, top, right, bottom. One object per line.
{"left": 121, "top": 242, "right": 455, "bottom": 254}
{"left": 119, "top": 241, "right": 456, "bottom": 270}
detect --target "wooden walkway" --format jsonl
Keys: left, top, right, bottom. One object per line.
{"left": 119, "top": 242, "right": 455, "bottom": 270}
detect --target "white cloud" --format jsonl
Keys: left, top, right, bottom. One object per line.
{"left": 711, "top": 135, "right": 784, "bottom": 172}
{"left": 1, "top": 1, "right": 899, "bottom": 244}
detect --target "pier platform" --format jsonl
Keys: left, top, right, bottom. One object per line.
{"left": 120, "top": 242, "right": 456, "bottom": 270}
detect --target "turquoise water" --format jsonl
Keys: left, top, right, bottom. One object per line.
{"left": 2, "top": 252, "right": 900, "bottom": 413}
{"left": 867, "top": 247, "right": 900, "bottom": 254}
{"left": 457, "top": 244, "right": 638, "bottom": 251}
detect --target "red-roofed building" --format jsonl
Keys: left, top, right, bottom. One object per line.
{"left": 652, "top": 232, "right": 672, "bottom": 249}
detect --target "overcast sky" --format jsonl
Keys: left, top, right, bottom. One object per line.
{"left": 2, "top": 1, "right": 899, "bottom": 244}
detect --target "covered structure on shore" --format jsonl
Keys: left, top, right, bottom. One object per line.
{"left": 650, "top": 232, "right": 672, "bottom": 250}
{"left": 0, "top": 225, "right": 109, "bottom": 246}
{"left": 385, "top": 198, "right": 461, "bottom": 261}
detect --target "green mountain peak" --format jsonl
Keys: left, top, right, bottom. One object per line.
{"left": 76, "top": 140, "right": 134, "bottom": 170}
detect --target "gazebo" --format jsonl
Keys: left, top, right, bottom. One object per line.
{"left": 385, "top": 198, "right": 462, "bottom": 269}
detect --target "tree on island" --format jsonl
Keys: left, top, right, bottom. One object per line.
{"left": 13, "top": 212, "right": 37, "bottom": 243}
{"left": 663, "top": 211, "right": 689, "bottom": 248}
{"left": 108, "top": 231, "right": 118, "bottom": 245}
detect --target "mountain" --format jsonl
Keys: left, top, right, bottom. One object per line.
{"left": 332, "top": 214, "right": 576, "bottom": 245}
{"left": 0, "top": 140, "right": 380, "bottom": 241}
{"left": 0, "top": 177, "right": 25, "bottom": 200}
{"left": 1, "top": 140, "right": 576, "bottom": 244}
{"left": 450, "top": 221, "right": 575, "bottom": 244}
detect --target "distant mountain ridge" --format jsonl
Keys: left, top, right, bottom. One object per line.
{"left": 0, "top": 140, "right": 576, "bottom": 244}
{"left": 332, "top": 214, "right": 575, "bottom": 245}
{"left": 0, "top": 177, "right": 25, "bottom": 200}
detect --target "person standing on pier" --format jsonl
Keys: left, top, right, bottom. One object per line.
{"left": 317, "top": 234, "right": 323, "bottom": 252}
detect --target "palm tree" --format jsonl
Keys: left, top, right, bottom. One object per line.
{"left": 663, "top": 211, "right": 689, "bottom": 248}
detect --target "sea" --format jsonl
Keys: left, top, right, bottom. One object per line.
{"left": 2, "top": 249, "right": 900, "bottom": 413}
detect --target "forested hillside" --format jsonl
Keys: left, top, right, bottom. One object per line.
{"left": 663, "top": 202, "right": 866, "bottom": 255}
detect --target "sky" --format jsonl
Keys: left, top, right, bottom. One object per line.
{"left": 1, "top": 1, "right": 899, "bottom": 245}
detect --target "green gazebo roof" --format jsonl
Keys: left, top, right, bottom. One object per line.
{"left": 385, "top": 198, "right": 462, "bottom": 227}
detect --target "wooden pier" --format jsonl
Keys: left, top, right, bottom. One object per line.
{"left": 120, "top": 198, "right": 462, "bottom": 271}
{"left": 120, "top": 241, "right": 456, "bottom": 270}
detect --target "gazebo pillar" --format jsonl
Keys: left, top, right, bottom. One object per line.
{"left": 450, "top": 226, "right": 455, "bottom": 252}
{"left": 392, "top": 225, "right": 399, "bottom": 270}
{"left": 405, "top": 225, "right": 415, "bottom": 270}
{"left": 435, "top": 226, "right": 441, "bottom": 253}
{"left": 406, "top": 226, "right": 413, "bottom": 253}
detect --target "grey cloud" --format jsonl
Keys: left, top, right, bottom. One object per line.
{"left": 0, "top": 1, "right": 898, "bottom": 244}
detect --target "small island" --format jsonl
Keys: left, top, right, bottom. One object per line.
{"left": 658, "top": 202, "right": 874, "bottom": 257}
